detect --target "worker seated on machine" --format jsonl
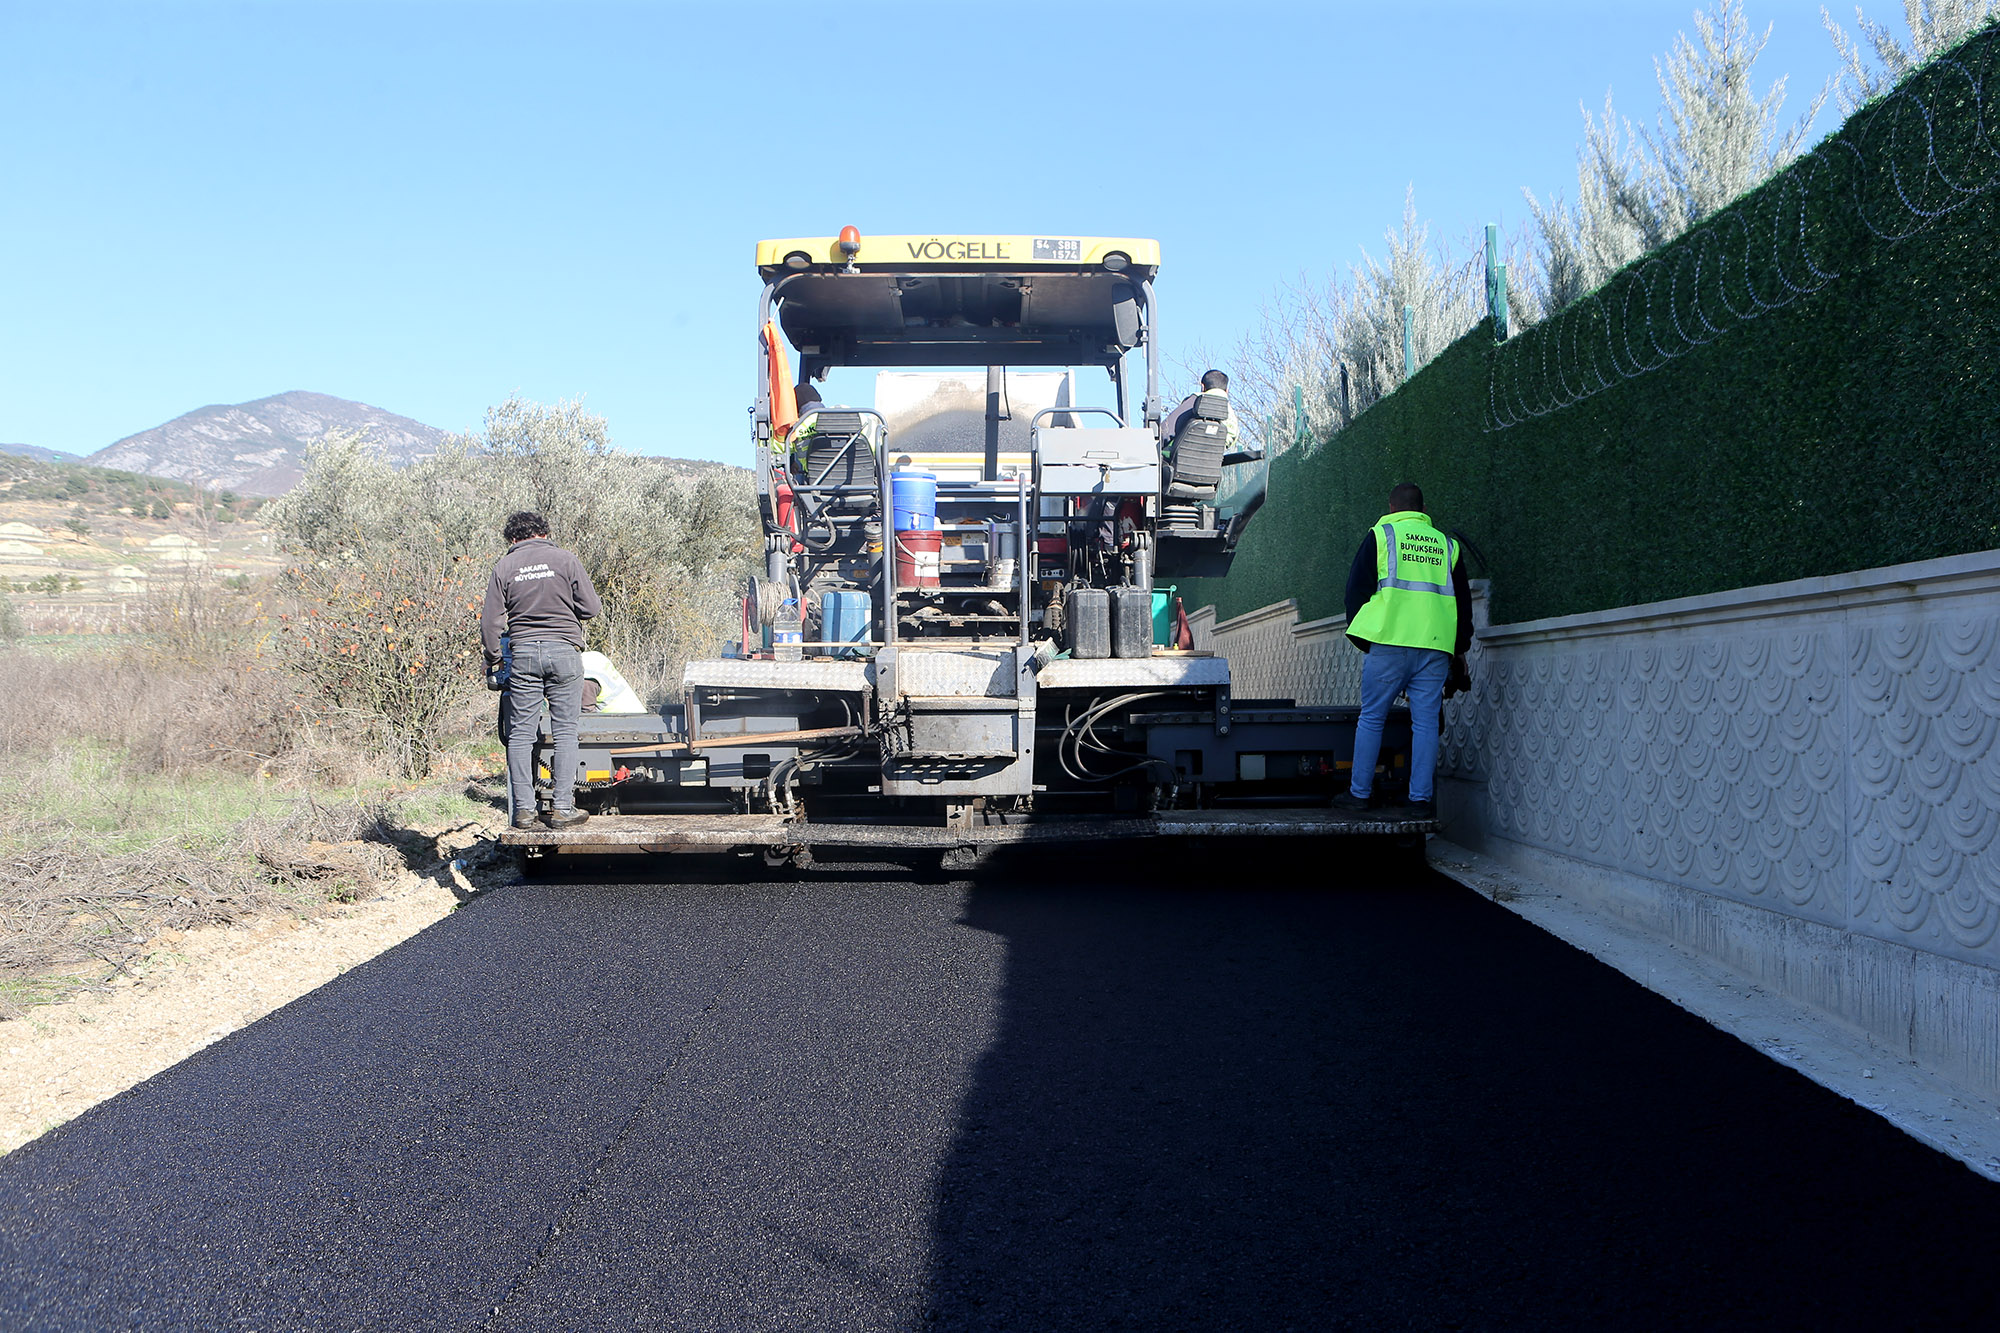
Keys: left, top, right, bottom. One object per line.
{"left": 1160, "top": 366, "right": 1248, "bottom": 464}
{"left": 786, "top": 385, "right": 866, "bottom": 464}
{"left": 783, "top": 384, "right": 826, "bottom": 474}
{"left": 784, "top": 383, "right": 879, "bottom": 509}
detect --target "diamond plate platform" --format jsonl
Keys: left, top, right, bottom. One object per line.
{"left": 1037, "top": 656, "right": 1230, "bottom": 690}
{"left": 682, "top": 659, "right": 871, "bottom": 691}
{"left": 888, "top": 647, "right": 1017, "bottom": 697}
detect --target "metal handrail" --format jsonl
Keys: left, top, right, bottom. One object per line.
{"left": 753, "top": 273, "right": 812, "bottom": 440}
{"left": 879, "top": 419, "right": 896, "bottom": 646}
{"left": 1029, "top": 406, "right": 1126, "bottom": 430}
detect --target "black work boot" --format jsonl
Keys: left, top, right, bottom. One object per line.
{"left": 546, "top": 807, "right": 589, "bottom": 829}
{"left": 1330, "top": 791, "right": 1371, "bottom": 813}
{"left": 511, "top": 811, "right": 540, "bottom": 830}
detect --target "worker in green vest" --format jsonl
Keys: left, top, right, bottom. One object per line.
{"left": 1332, "top": 482, "right": 1472, "bottom": 819}
{"left": 783, "top": 384, "right": 824, "bottom": 471}
{"left": 786, "top": 384, "right": 869, "bottom": 473}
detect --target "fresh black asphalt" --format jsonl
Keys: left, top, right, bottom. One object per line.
{"left": 0, "top": 845, "right": 1995, "bottom": 1330}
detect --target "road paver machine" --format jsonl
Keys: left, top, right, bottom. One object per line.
{"left": 504, "top": 232, "right": 1429, "bottom": 871}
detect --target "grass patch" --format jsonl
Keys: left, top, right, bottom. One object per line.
{"left": 0, "top": 974, "right": 103, "bottom": 1011}
{"left": 0, "top": 750, "right": 504, "bottom": 1020}
{"left": 0, "top": 641, "right": 509, "bottom": 1018}
{"left": 391, "top": 781, "right": 488, "bottom": 833}
{"left": 0, "top": 767, "right": 474, "bottom": 1018}
{"left": 0, "top": 745, "right": 298, "bottom": 856}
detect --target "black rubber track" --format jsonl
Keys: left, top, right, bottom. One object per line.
{"left": 0, "top": 845, "right": 1994, "bottom": 1330}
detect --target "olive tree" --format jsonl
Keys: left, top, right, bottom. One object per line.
{"left": 1203, "top": 193, "right": 1536, "bottom": 453}
{"left": 269, "top": 433, "right": 485, "bottom": 776}
{"left": 439, "top": 397, "right": 759, "bottom": 699}
{"left": 268, "top": 402, "right": 759, "bottom": 774}
{"left": 1825, "top": 0, "right": 1999, "bottom": 112}
{"left": 1525, "top": 0, "right": 1827, "bottom": 315}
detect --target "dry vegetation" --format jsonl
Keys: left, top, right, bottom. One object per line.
{"left": 0, "top": 395, "right": 758, "bottom": 1018}
{"left": 0, "top": 635, "right": 495, "bottom": 1017}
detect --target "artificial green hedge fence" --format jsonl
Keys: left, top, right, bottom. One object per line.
{"left": 1191, "top": 21, "right": 2000, "bottom": 627}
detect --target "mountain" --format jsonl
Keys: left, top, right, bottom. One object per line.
{"left": 85, "top": 391, "right": 449, "bottom": 496}
{"left": 0, "top": 444, "right": 81, "bottom": 465}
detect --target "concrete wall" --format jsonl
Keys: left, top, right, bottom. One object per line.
{"left": 1185, "top": 600, "right": 1362, "bottom": 706}
{"left": 1193, "top": 551, "right": 2000, "bottom": 1101}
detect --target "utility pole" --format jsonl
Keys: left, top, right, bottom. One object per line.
{"left": 1402, "top": 304, "right": 1415, "bottom": 381}
{"left": 1293, "top": 384, "right": 1307, "bottom": 452}
{"left": 1486, "top": 223, "right": 1509, "bottom": 341}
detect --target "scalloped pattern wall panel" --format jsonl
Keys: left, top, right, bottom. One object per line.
{"left": 1458, "top": 633, "right": 1850, "bottom": 929}
{"left": 1200, "top": 559, "right": 2000, "bottom": 977}
{"left": 1845, "top": 616, "right": 2000, "bottom": 960}
{"left": 1190, "top": 601, "right": 1363, "bottom": 707}
{"left": 1452, "top": 604, "right": 2000, "bottom": 969}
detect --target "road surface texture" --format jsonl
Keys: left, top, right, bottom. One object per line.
{"left": 0, "top": 845, "right": 1995, "bottom": 1330}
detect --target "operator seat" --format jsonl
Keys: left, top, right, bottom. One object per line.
{"left": 1164, "top": 392, "right": 1230, "bottom": 500}
{"left": 796, "top": 411, "right": 879, "bottom": 515}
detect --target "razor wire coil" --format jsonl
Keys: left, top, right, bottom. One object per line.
{"left": 1488, "top": 24, "right": 2000, "bottom": 430}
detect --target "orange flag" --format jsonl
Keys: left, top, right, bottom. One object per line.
{"left": 764, "top": 321, "right": 798, "bottom": 439}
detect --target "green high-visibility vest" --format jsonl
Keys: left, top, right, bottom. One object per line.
{"left": 786, "top": 410, "right": 821, "bottom": 461}
{"left": 1347, "top": 510, "right": 1459, "bottom": 651}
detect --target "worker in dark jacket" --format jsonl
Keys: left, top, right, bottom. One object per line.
{"left": 1159, "top": 368, "right": 1244, "bottom": 455}
{"left": 1332, "top": 483, "right": 1472, "bottom": 819}
{"left": 480, "top": 511, "right": 603, "bottom": 830}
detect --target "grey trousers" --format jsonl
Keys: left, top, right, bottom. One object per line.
{"left": 505, "top": 639, "right": 584, "bottom": 819}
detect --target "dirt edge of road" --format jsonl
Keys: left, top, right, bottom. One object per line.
{"left": 0, "top": 830, "right": 518, "bottom": 1157}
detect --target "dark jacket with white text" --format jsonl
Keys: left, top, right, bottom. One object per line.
{"left": 479, "top": 537, "right": 602, "bottom": 661}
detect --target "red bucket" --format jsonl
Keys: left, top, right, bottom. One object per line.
{"left": 893, "top": 529, "right": 942, "bottom": 588}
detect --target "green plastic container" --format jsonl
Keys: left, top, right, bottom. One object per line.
{"left": 1151, "top": 585, "right": 1177, "bottom": 645}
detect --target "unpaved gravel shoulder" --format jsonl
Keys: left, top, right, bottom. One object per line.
{"left": 0, "top": 843, "right": 512, "bottom": 1156}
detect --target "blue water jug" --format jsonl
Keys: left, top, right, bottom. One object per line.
{"left": 891, "top": 471, "right": 938, "bottom": 531}
{"left": 820, "top": 590, "right": 872, "bottom": 658}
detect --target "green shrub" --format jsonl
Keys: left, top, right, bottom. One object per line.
{"left": 268, "top": 400, "right": 759, "bottom": 772}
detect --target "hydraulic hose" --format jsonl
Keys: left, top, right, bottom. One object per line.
{"left": 1059, "top": 690, "right": 1170, "bottom": 783}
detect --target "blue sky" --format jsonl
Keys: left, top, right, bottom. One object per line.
{"left": 1, "top": 0, "right": 1869, "bottom": 466}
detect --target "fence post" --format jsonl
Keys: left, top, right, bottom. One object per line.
{"left": 1401, "top": 304, "right": 1415, "bottom": 380}
{"left": 1486, "top": 224, "right": 1509, "bottom": 340}
{"left": 1292, "top": 384, "right": 1307, "bottom": 452}
{"left": 1485, "top": 224, "right": 1499, "bottom": 319}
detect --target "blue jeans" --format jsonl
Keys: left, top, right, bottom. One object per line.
{"left": 505, "top": 639, "right": 584, "bottom": 819}
{"left": 1350, "top": 643, "right": 1449, "bottom": 803}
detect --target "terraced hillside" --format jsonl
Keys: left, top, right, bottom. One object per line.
{"left": 0, "top": 453, "right": 276, "bottom": 634}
